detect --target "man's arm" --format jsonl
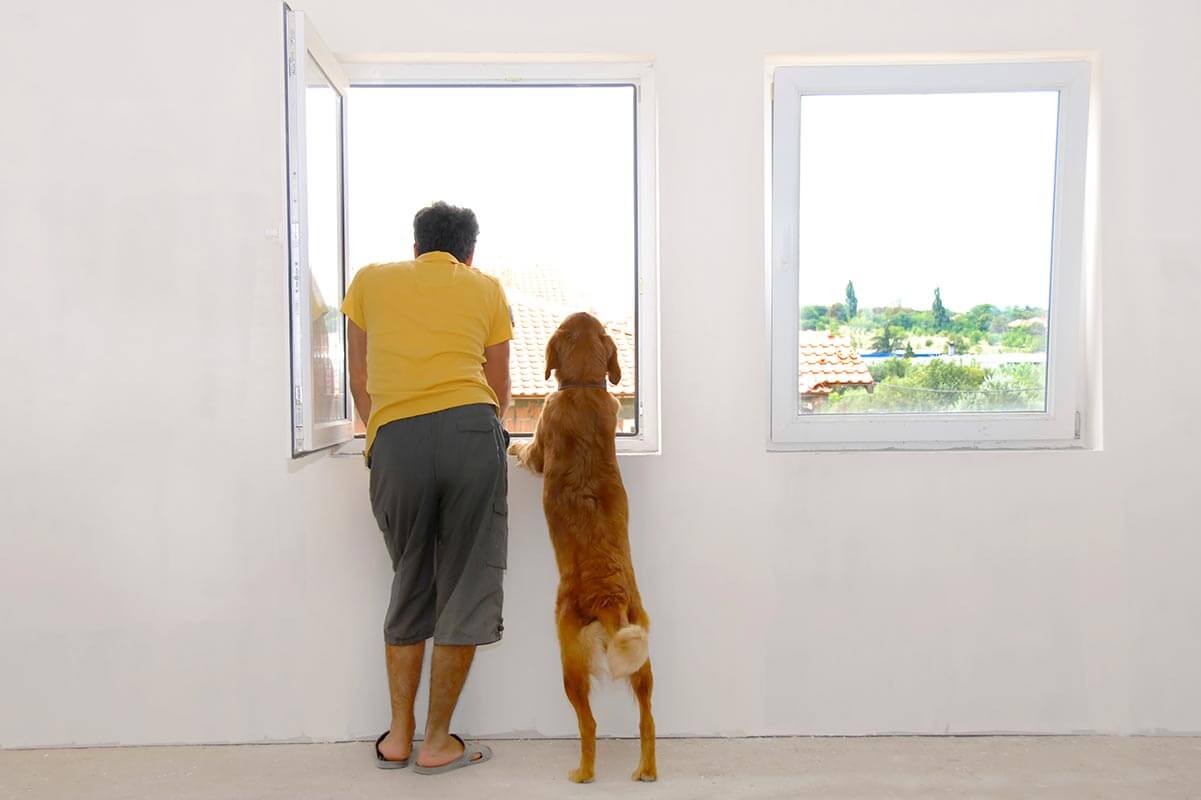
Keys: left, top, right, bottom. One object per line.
{"left": 483, "top": 340, "right": 511, "bottom": 420}
{"left": 348, "top": 320, "right": 370, "bottom": 424}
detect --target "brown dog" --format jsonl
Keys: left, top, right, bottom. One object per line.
{"left": 509, "top": 312, "right": 656, "bottom": 783}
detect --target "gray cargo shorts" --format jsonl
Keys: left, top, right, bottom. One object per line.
{"left": 368, "top": 403, "right": 508, "bottom": 646}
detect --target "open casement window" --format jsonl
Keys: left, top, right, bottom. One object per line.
{"left": 280, "top": 26, "right": 659, "bottom": 456}
{"left": 285, "top": 7, "right": 352, "bottom": 456}
{"left": 769, "top": 61, "right": 1092, "bottom": 450}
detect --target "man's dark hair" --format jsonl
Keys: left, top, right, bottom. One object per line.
{"left": 413, "top": 202, "right": 479, "bottom": 263}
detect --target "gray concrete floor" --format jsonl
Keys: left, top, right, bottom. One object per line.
{"left": 2, "top": 737, "right": 1199, "bottom": 800}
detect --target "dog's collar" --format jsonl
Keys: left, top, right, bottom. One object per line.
{"left": 557, "top": 381, "right": 608, "bottom": 390}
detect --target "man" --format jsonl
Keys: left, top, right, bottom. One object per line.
{"left": 342, "top": 202, "right": 511, "bottom": 774}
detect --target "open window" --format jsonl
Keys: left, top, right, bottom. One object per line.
{"left": 283, "top": 12, "right": 658, "bottom": 455}
{"left": 285, "top": 6, "right": 352, "bottom": 455}
{"left": 769, "top": 61, "right": 1093, "bottom": 450}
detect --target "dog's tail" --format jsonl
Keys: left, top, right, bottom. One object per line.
{"left": 607, "top": 624, "right": 649, "bottom": 678}
{"left": 587, "top": 606, "right": 649, "bottom": 679}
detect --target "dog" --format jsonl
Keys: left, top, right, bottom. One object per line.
{"left": 508, "top": 312, "right": 656, "bottom": 784}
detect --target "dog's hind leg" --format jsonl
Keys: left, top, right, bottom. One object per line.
{"left": 629, "top": 658, "right": 657, "bottom": 782}
{"left": 559, "top": 614, "right": 597, "bottom": 783}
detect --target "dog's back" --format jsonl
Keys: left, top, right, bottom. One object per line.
{"left": 509, "top": 311, "right": 657, "bottom": 782}
{"left": 538, "top": 389, "right": 649, "bottom": 678}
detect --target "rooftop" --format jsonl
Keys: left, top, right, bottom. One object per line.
{"left": 798, "top": 331, "right": 875, "bottom": 397}
{"left": 498, "top": 278, "right": 637, "bottom": 398}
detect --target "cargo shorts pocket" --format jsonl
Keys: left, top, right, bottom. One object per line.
{"left": 487, "top": 459, "right": 509, "bottom": 569}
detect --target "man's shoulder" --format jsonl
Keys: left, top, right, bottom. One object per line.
{"left": 474, "top": 269, "right": 504, "bottom": 291}
{"left": 362, "top": 260, "right": 419, "bottom": 274}
{"left": 458, "top": 265, "right": 505, "bottom": 295}
{"left": 354, "top": 261, "right": 419, "bottom": 286}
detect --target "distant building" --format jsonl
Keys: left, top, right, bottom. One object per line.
{"left": 798, "top": 330, "right": 874, "bottom": 411}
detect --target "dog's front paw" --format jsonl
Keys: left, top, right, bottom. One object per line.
{"left": 569, "top": 767, "right": 595, "bottom": 784}
{"left": 507, "top": 441, "right": 524, "bottom": 458}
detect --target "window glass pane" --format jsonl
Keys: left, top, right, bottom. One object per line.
{"left": 796, "top": 91, "right": 1058, "bottom": 415}
{"left": 305, "top": 54, "right": 345, "bottom": 424}
{"left": 348, "top": 86, "right": 637, "bottom": 434}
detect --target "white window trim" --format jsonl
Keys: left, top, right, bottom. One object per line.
{"left": 285, "top": 7, "right": 354, "bottom": 456}
{"left": 768, "top": 60, "right": 1093, "bottom": 451}
{"left": 339, "top": 60, "right": 661, "bottom": 456}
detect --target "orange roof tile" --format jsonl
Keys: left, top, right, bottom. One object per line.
{"left": 799, "top": 330, "right": 874, "bottom": 396}
{"left": 481, "top": 264, "right": 636, "bottom": 398}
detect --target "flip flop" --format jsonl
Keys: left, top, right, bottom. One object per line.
{"left": 374, "top": 731, "right": 410, "bottom": 769}
{"left": 412, "top": 734, "right": 493, "bottom": 775}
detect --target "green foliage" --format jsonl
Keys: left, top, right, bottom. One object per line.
{"left": 944, "top": 334, "right": 967, "bottom": 354}
{"left": 870, "top": 325, "right": 904, "bottom": 354}
{"left": 1001, "top": 326, "right": 1045, "bottom": 353}
{"left": 827, "top": 358, "right": 1034, "bottom": 413}
{"left": 869, "top": 357, "right": 909, "bottom": 382}
{"left": 932, "top": 288, "right": 951, "bottom": 330}
{"left": 887, "top": 308, "right": 920, "bottom": 330}
{"left": 801, "top": 305, "right": 829, "bottom": 330}
{"left": 955, "top": 304, "right": 1000, "bottom": 334}
{"left": 954, "top": 363, "right": 1045, "bottom": 411}
{"left": 845, "top": 280, "right": 858, "bottom": 319}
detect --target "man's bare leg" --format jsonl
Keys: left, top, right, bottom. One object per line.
{"left": 415, "top": 644, "right": 479, "bottom": 767}
{"left": 378, "top": 641, "right": 425, "bottom": 761}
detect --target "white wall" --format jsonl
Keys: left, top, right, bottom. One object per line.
{"left": 2, "top": 0, "right": 1199, "bottom": 748}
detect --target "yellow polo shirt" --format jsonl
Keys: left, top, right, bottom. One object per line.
{"left": 341, "top": 251, "right": 512, "bottom": 456}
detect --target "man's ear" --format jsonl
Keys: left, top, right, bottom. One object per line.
{"left": 544, "top": 332, "right": 560, "bottom": 381}
{"left": 605, "top": 335, "right": 622, "bottom": 385}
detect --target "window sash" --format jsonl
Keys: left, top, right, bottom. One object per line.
{"left": 285, "top": 7, "right": 354, "bottom": 456}
{"left": 768, "top": 60, "right": 1092, "bottom": 450}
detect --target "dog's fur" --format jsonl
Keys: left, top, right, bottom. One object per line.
{"left": 509, "top": 312, "right": 656, "bottom": 784}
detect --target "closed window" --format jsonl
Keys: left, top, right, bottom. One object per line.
{"left": 769, "top": 61, "right": 1093, "bottom": 449}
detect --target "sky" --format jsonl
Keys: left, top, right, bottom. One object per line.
{"left": 797, "top": 91, "right": 1060, "bottom": 312}
{"left": 346, "top": 85, "right": 636, "bottom": 321}
{"left": 309, "top": 85, "right": 1060, "bottom": 323}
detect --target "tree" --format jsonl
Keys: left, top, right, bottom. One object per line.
{"left": 871, "top": 325, "right": 903, "bottom": 354}
{"left": 960, "top": 303, "right": 1000, "bottom": 333}
{"left": 932, "top": 288, "right": 951, "bottom": 330}
{"left": 845, "top": 280, "right": 858, "bottom": 319}
{"left": 801, "top": 304, "right": 829, "bottom": 330}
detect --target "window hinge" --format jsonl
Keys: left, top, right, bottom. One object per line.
{"left": 1074, "top": 410, "right": 1082, "bottom": 439}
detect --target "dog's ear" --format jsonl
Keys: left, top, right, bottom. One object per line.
{"left": 544, "top": 331, "right": 560, "bottom": 381}
{"left": 605, "top": 335, "right": 622, "bottom": 385}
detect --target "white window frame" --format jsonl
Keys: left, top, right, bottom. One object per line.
{"left": 285, "top": 6, "right": 353, "bottom": 456}
{"left": 768, "top": 60, "right": 1092, "bottom": 451}
{"left": 340, "top": 60, "right": 661, "bottom": 455}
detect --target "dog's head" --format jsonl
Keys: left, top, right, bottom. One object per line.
{"left": 544, "top": 312, "right": 622, "bottom": 387}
